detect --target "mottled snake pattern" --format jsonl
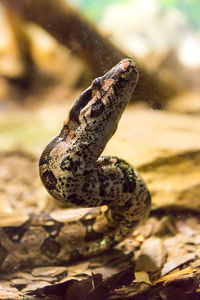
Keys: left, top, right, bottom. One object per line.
{"left": 0, "top": 58, "right": 151, "bottom": 273}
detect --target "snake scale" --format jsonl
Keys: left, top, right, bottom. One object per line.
{"left": 0, "top": 58, "right": 151, "bottom": 273}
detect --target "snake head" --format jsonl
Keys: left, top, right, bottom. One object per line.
{"left": 64, "top": 59, "right": 138, "bottom": 153}
{"left": 69, "top": 58, "right": 138, "bottom": 125}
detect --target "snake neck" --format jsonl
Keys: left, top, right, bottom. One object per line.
{"left": 39, "top": 58, "right": 139, "bottom": 202}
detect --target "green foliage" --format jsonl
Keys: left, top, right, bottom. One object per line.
{"left": 67, "top": 0, "right": 130, "bottom": 22}
{"left": 66, "top": 0, "right": 200, "bottom": 30}
{"left": 160, "top": 0, "right": 200, "bottom": 30}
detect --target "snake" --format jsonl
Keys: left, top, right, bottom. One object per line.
{"left": 0, "top": 58, "right": 151, "bottom": 273}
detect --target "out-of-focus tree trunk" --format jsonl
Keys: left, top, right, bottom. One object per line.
{"left": 2, "top": 9, "right": 35, "bottom": 89}
{"left": 0, "top": 0, "right": 175, "bottom": 107}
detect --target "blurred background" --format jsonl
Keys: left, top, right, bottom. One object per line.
{"left": 0, "top": 0, "right": 199, "bottom": 153}
{"left": 0, "top": 0, "right": 200, "bottom": 152}
{"left": 1, "top": 2, "right": 200, "bottom": 295}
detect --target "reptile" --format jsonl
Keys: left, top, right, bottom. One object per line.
{"left": 0, "top": 58, "right": 151, "bottom": 273}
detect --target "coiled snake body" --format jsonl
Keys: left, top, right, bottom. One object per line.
{"left": 0, "top": 58, "right": 151, "bottom": 273}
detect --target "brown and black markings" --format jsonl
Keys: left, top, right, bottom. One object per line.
{"left": 0, "top": 59, "right": 151, "bottom": 273}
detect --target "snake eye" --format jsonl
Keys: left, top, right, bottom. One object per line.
{"left": 90, "top": 99, "right": 105, "bottom": 118}
{"left": 92, "top": 77, "right": 102, "bottom": 89}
